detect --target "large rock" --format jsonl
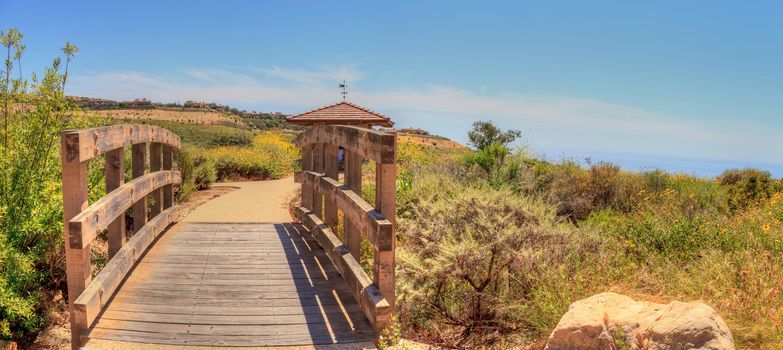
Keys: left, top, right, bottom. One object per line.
{"left": 545, "top": 292, "right": 734, "bottom": 350}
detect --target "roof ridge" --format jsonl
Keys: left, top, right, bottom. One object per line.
{"left": 287, "top": 101, "right": 392, "bottom": 124}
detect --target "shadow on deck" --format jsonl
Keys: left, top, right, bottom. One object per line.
{"left": 85, "top": 222, "right": 377, "bottom": 347}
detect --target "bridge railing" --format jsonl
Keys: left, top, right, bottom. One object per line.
{"left": 294, "top": 125, "right": 396, "bottom": 330}
{"left": 60, "top": 124, "right": 181, "bottom": 349}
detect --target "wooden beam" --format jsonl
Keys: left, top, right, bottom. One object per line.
{"left": 295, "top": 207, "right": 391, "bottom": 330}
{"left": 294, "top": 125, "right": 395, "bottom": 164}
{"left": 74, "top": 205, "right": 180, "bottom": 334}
{"left": 294, "top": 171, "right": 393, "bottom": 251}
{"left": 323, "top": 144, "right": 339, "bottom": 229}
{"left": 69, "top": 170, "right": 181, "bottom": 249}
{"left": 374, "top": 160, "right": 397, "bottom": 311}
{"left": 131, "top": 143, "right": 147, "bottom": 233}
{"left": 105, "top": 147, "right": 125, "bottom": 259}
{"left": 149, "top": 143, "right": 163, "bottom": 218}
{"left": 343, "top": 150, "right": 363, "bottom": 259}
{"left": 311, "top": 144, "right": 324, "bottom": 219}
{"left": 162, "top": 145, "right": 174, "bottom": 209}
{"left": 60, "top": 131, "right": 93, "bottom": 350}
{"left": 300, "top": 145, "right": 313, "bottom": 209}
{"left": 61, "top": 124, "right": 180, "bottom": 163}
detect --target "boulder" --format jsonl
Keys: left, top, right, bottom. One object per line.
{"left": 545, "top": 292, "right": 734, "bottom": 350}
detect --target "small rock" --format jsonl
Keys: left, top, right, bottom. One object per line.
{"left": 545, "top": 292, "right": 734, "bottom": 350}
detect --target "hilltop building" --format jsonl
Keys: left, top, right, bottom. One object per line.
{"left": 286, "top": 101, "right": 393, "bottom": 129}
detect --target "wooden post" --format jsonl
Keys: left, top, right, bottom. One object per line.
{"left": 343, "top": 150, "right": 363, "bottom": 259}
{"left": 131, "top": 143, "right": 147, "bottom": 232}
{"left": 300, "top": 145, "right": 313, "bottom": 210}
{"left": 162, "top": 145, "right": 174, "bottom": 209}
{"left": 149, "top": 143, "right": 163, "bottom": 218}
{"left": 105, "top": 147, "right": 125, "bottom": 258}
{"left": 324, "top": 144, "right": 339, "bottom": 229}
{"left": 61, "top": 132, "right": 92, "bottom": 350}
{"left": 311, "top": 143, "right": 324, "bottom": 218}
{"left": 374, "top": 133, "right": 397, "bottom": 312}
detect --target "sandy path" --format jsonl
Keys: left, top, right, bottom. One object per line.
{"left": 184, "top": 177, "right": 299, "bottom": 223}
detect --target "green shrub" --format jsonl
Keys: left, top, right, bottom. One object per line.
{"left": 397, "top": 175, "right": 599, "bottom": 347}
{"left": 194, "top": 161, "right": 217, "bottom": 190}
{"left": 718, "top": 168, "right": 774, "bottom": 211}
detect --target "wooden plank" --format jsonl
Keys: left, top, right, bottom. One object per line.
{"left": 300, "top": 145, "right": 314, "bottom": 209}
{"left": 131, "top": 143, "right": 147, "bottom": 233}
{"left": 162, "top": 144, "right": 174, "bottom": 209}
{"left": 293, "top": 125, "right": 395, "bottom": 164}
{"left": 374, "top": 160, "right": 397, "bottom": 313}
{"left": 324, "top": 143, "right": 339, "bottom": 229}
{"left": 93, "top": 318, "right": 370, "bottom": 336}
{"left": 61, "top": 124, "right": 180, "bottom": 163}
{"left": 311, "top": 143, "right": 324, "bottom": 219}
{"left": 295, "top": 171, "right": 393, "bottom": 251}
{"left": 100, "top": 309, "right": 371, "bottom": 326}
{"left": 68, "top": 170, "right": 180, "bottom": 249}
{"left": 60, "top": 131, "right": 92, "bottom": 350}
{"left": 104, "top": 302, "right": 364, "bottom": 316}
{"left": 148, "top": 143, "right": 163, "bottom": 218}
{"left": 73, "top": 205, "right": 180, "bottom": 330}
{"left": 111, "top": 289, "right": 362, "bottom": 307}
{"left": 88, "top": 328, "right": 376, "bottom": 346}
{"left": 343, "top": 150, "right": 362, "bottom": 259}
{"left": 105, "top": 147, "right": 125, "bottom": 258}
{"left": 295, "top": 208, "right": 391, "bottom": 330}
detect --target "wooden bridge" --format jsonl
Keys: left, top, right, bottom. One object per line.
{"left": 61, "top": 124, "right": 397, "bottom": 349}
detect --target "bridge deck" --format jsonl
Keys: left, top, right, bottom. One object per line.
{"left": 88, "top": 222, "right": 377, "bottom": 347}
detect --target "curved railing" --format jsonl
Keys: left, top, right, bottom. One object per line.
{"left": 293, "top": 125, "right": 397, "bottom": 330}
{"left": 60, "top": 124, "right": 181, "bottom": 349}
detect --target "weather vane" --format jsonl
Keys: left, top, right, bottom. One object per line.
{"left": 339, "top": 80, "right": 348, "bottom": 101}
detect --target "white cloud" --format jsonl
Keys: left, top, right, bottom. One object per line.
{"left": 68, "top": 67, "right": 783, "bottom": 166}
{"left": 253, "top": 65, "right": 365, "bottom": 86}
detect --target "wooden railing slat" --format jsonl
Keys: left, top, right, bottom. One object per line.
{"left": 61, "top": 124, "right": 180, "bottom": 163}
{"left": 105, "top": 147, "right": 125, "bottom": 258}
{"left": 131, "top": 143, "right": 148, "bottom": 232}
{"left": 68, "top": 170, "right": 180, "bottom": 249}
{"left": 148, "top": 143, "right": 164, "bottom": 218}
{"left": 294, "top": 171, "right": 393, "bottom": 251}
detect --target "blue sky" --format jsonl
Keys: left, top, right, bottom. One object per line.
{"left": 2, "top": 1, "right": 782, "bottom": 176}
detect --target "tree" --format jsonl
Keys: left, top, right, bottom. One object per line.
{"left": 467, "top": 120, "right": 521, "bottom": 150}
{"left": 61, "top": 41, "right": 78, "bottom": 87}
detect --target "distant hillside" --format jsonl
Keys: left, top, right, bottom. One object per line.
{"left": 70, "top": 96, "right": 298, "bottom": 130}
{"left": 83, "top": 108, "right": 246, "bottom": 126}
{"left": 398, "top": 132, "right": 466, "bottom": 149}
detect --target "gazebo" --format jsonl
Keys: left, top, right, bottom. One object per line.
{"left": 285, "top": 101, "right": 394, "bottom": 129}
{"left": 287, "top": 101, "right": 393, "bottom": 171}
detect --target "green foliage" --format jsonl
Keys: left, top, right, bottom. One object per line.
{"left": 718, "top": 168, "right": 774, "bottom": 211}
{"left": 467, "top": 120, "right": 521, "bottom": 150}
{"left": 0, "top": 29, "right": 106, "bottom": 345}
{"left": 132, "top": 119, "right": 253, "bottom": 148}
{"left": 397, "top": 174, "right": 598, "bottom": 347}
{"left": 194, "top": 161, "right": 217, "bottom": 190}
{"left": 460, "top": 141, "right": 509, "bottom": 175}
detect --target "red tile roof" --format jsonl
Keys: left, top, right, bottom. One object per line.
{"left": 286, "top": 101, "right": 394, "bottom": 127}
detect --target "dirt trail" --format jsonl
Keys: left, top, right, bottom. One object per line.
{"left": 184, "top": 177, "right": 299, "bottom": 223}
